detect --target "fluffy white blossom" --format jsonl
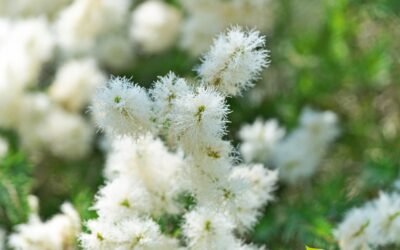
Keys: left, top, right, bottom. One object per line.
{"left": 169, "top": 87, "right": 229, "bottom": 153}
{"left": 183, "top": 207, "right": 237, "bottom": 250}
{"left": 239, "top": 119, "right": 285, "bottom": 163}
{"left": 149, "top": 72, "right": 191, "bottom": 132}
{"left": 273, "top": 107, "right": 339, "bottom": 183}
{"left": 49, "top": 58, "right": 106, "bottom": 112}
{"left": 18, "top": 95, "right": 93, "bottom": 159}
{"left": 0, "top": 17, "right": 54, "bottom": 89}
{"left": 105, "top": 135, "right": 186, "bottom": 215}
{"left": 9, "top": 200, "right": 80, "bottom": 250}
{"left": 92, "top": 77, "right": 153, "bottom": 136}
{"left": 93, "top": 177, "right": 152, "bottom": 221}
{"left": 130, "top": 0, "right": 182, "bottom": 53}
{"left": 80, "top": 217, "right": 179, "bottom": 250}
{"left": 197, "top": 27, "right": 269, "bottom": 96}
{"left": 335, "top": 191, "right": 400, "bottom": 249}
{"left": 55, "top": 0, "right": 130, "bottom": 53}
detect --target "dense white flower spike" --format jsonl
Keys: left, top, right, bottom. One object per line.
{"left": 273, "top": 107, "right": 340, "bottom": 183}
{"left": 239, "top": 119, "right": 285, "bottom": 163}
{"left": 197, "top": 27, "right": 269, "bottom": 96}
{"left": 9, "top": 198, "right": 80, "bottom": 250}
{"left": 49, "top": 58, "right": 106, "bottom": 112}
{"left": 335, "top": 191, "right": 400, "bottom": 249}
{"left": 83, "top": 27, "right": 271, "bottom": 250}
{"left": 92, "top": 77, "right": 153, "bottom": 136}
{"left": 130, "top": 0, "right": 182, "bottom": 53}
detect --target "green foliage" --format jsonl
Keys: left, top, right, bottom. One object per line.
{"left": 0, "top": 152, "right": 33, "bottom": 230}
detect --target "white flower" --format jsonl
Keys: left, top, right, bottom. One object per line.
{"left": 196, "top": 27, "right": 269, "bottom": 96}
{"left": 149, "top": 72, "right": 191, "bottom": 132}
{"left": 299, "top": 107, "right": 340, "bottom": 145}
{"left": 80, "top": 216, "right": 178, "bottom": 250}
{"left": 366, "top": 192, "right": 400, "bottom": 246}
{"left": 92, "top": 177, "right": 152, "bottom": 221}
{"left": 95, "top": 34, "right": 134, "bottom": 70}
{"left": 130, "top": 0, "right": 182, "bottom": 53}
{"left": 183, "top": 207, "right": 237, "bottom": 250}
{"left": 334, "top": 207, "right": 373, "bottom": 250}
{"left": 55, "top": 0, "right": 130, "bottom": 53}
{"left": 105, "top": 135, "right": 186, "bottom": 215}
{"left": 169, "top": 86, "right": 229, "bottom": 153}
{"left": 49, "top": 58, "right": 106, "bottom": 112}
{"left": 0, "top": 17, "right": 54, "bottom": 89}
{"left": 273, "top": 107, "right": 340, "bottom": 183}
{"left": 91, "top": 77, "right": 153, "bottom": 136}
{"left": 19, "top": 105, "right": 94, "bottom": 159}
{"left": 239, "top": 119, "right": 285, "bottom": 163}
{"left": 9, "top": 202, "right": 80, "bottom": 250}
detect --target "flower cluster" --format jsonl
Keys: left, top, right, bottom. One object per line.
{"left": 334, "top": 191, "right": 400, "bottom": 249}
{"left": 82, "top": 27, "right": 276, "bottom": 249}
{"left": 239, "top": 107, "right": 340, "bottom": 183}
{"left": 0, "top": 0, "right": 182, "bottom": 160}
{"left": 8, "top": 196, "right": 81, "bottom": 250}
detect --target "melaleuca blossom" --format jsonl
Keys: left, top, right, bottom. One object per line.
{"left": 169, "top": 86, "right": 229, "bottom": 153}
{"left": 104, "top": 135, "right": 186, "bottom": 216}
{"left": 0, "top": 17, "right": 54, "bottom": 90}
{"left": 80, "top": 217, "right": 179, "bottom": 250}
{"left": 17, "top": 93, "right": 93, "bottom": 159}
{"left": 83, "top": 27, "right": 275, "bottom": 250}
{"left": 273, "top": 107, "right": 339, "bottom": 183}
{"left": 92, "top": 77, "right": 153, "bottom": 136}
{"left": 130, "top": 0, "right": 182, "bottom": 53}
{"left": 180, "top": 0, "right": 275, "bottom": 56}
{"left": 55, "top": 0, "right": 130, "bottom": 54}
{"left": 49, "top": 58, "right": 106, "bottom": 112}
{"left": 335, "top": 192, "right": 400, "bottom": 249}
{"left": 149, "top": 72, "right": 191, "bottom": 135}
{"left": 239, "top": 119, "right": 285, "bottom": 163}
{"left": 9, "top": 196, "right": 80, "bottom": 250}
{"left": 196, "top": 27, "right": 269, "bottom": 96}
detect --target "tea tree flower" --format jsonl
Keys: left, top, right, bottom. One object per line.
{"left": 9, "top": 199, "right": 80, "bottom": 250}
{"left": 92, "top": 77, "right": 152, "bottom": 136}
{"left": 130, "top": 0, "right": 182, "bottom": 53}
{"left": 49, "top": 58, "right": 106, "bottom": 112}
{"left": 239, "top": 119, "right": 285, "bottom": 163}
{"left": 169, "top": 86, "right": 229, "bottom": 153}
{"left": 197, "top": 27, "right": 269, "bottom": 96}
{"left": 84, "top": 27, "right": 272, "bottom": 250}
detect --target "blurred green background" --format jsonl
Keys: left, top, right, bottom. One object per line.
{"left": 1, "top": 0, "right": 400, "bottom": 249}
